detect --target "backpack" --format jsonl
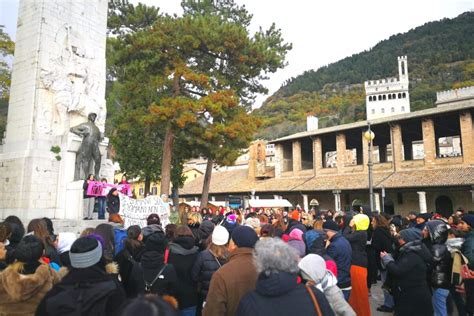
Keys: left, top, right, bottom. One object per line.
{"left": 46, "top": 279, "right": 117, "bottom": 316}
{"left": 114, "top": 227, "right": 128, "bottom": 256}
{"left": 142, "top": 264, "right": 168, "bottom": 294}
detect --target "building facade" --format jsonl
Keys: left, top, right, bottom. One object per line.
{"left": 181, "top": 87, "right": 474, "bottom": 216}
{"left": 365, "top": 56, "right": 410, "bottom": 120}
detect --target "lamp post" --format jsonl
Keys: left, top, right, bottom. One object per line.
{"left": 364, "top": 124, "right": 375, "bottom": 212}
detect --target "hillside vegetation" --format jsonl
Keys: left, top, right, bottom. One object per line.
{"left": 253, "top": 11, "right": 474, "bottom": 139}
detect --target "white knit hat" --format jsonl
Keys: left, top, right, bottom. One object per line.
{"left": 212, "top": 225, "right": 229, "bottom": 246}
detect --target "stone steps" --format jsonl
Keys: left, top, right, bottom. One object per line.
{"left": 52, "top": 219, "right": 109, "bottom": 235}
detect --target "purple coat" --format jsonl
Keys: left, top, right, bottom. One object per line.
{"left": 288, "top": 239, "right": 306, "bottom": 257}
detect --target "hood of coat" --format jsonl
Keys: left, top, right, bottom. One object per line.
{"left": 0, "top": 263, "right": 57, "bottom": 301}
{"left": 400, "top": 240, "right": 432, "bottom": 263}
{"left": 141, "top": 251, "right": 165, "bottom": 269}
{"left": 256, "top": 271, "right": 298, "bottom": 297}
{"left": 198, "top": 221, "right": 215, "bottom": 240}
{"left": 426, "top": 220, "right": 449, "bottom": 244}
{"left": 169, "top": 236, "right": 198, "bottom": 255}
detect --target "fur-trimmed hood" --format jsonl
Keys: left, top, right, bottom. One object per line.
{"left": 0, "top": 262, "right": 60, "bottom": 316}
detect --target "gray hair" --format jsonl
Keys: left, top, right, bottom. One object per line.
{"left": 253, "top": 237, "right": 299, "bottom": 274}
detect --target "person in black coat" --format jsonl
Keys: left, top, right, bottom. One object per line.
{"left": 167, "top": 226, "right": 199, "bottom": 315}
{"left": 114, "top": 225, "right": 146, "bottom": 297}
{"left": 371, "top": 214, "right": 396, "bottom": 312}
{"left": 423, "top": 220, "right": 452, "bottom": 316}
{"left": 106, "top": 188, "right": 120, "bottom": 215}
{"left": 36, "top": 237, "right": 126, "bottom": 316}
{"left": 192, "top": 226, "right": 229, "bottom": 302}
{"left": 128, "top": 232, "right": 179, "bottom": 298}
{"left": 381, "top": 228, "right": 433, "bottom": 316}
{"left": 236, "top": 238, "right": 334, "bottom": 316}
{"left": 195, "top": 220, "right": 215, "bottom": 251}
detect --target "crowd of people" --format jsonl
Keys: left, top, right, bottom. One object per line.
{"left": 0, "top": 206, "right": 473, "bottom": 316}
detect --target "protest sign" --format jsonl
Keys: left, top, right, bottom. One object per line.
{"left": 86, "top": 181, "right": 131, "bottom": 197}
{"left": 119, "top": 194, "right": 170, "bottom": 229}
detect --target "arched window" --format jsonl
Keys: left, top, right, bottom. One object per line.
{"left": 381, "top": 108, "right": 385, "bottom": 114}
{"left": 378, "top": 95, "right": 382, "bottom": 101}
{"left": 435, "top": 196, "right": 453, "bottom": 218}
{"left": 398, "top": 93, "right": 402, "bottom": 99}
{"left": 402, "top": 92, "right": 406, "bottom": 98}
{"left": 401, "top": 61, "right": 405, "bottom": 75}
{"left": 392, "top": 94, "right": 396, "bottom": 99}
{"left": 369, "top": 96, "right": 373, "bottom": 101}
{"left": 391, "top": 107, "right": 395, "bottom": 113}
{"left": 383, "top": 95, "right": 386, "bottom": 100}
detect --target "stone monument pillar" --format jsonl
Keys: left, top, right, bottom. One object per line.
{"left": 0, "top": 0, "right": 111, "bottom": 220}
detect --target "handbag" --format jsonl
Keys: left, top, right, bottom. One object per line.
{"left": 305, "top": 285, "right": 322, "bottom": 316}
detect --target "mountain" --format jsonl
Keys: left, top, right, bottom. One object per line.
{"left": 252, "top": 11, "right": 474, "bottom": 140}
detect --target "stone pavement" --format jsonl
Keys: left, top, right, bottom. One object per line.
{"left": 370, "top": 281, "right": 386, "bottom": 315}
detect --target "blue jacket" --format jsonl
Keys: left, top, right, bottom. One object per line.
{"left": 326, "top": 232, "right": 352, "bottom": 288}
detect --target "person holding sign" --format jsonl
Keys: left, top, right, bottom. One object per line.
{"left": 107, "top": 188, "right": 123, "bottom": 224}
{"left": 83, "top": 174, "right": 95, "bottom": 220}
{"left": 97, "top": 178, "right": 108, "bottom": 220}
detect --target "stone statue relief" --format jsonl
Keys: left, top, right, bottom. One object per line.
{"left": 70, "top": 113, "right": 102, "bottom": 180}
{"left": 40, "top": 24, "right": 106, "bottom": 136}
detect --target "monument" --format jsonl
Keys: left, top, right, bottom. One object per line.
{"left": 0, "top": 0, "right": 112, "bottom": 220}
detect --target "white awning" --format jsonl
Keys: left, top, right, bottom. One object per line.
{"left": 180, "top": 201, "right": 201, "bottom": 207}
{"left": 248, "top": 199, "right": 293, "bottom": 208}
{"left": 208, "top": 201, "right": 227, "bottom": 207}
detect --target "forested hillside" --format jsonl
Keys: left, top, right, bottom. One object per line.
{"left": 253, "top": 11, "right": 474, "bottom": 139}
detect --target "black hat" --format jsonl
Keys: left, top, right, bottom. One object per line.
{"left": 145, "top": 233, "right": 168, "bottom": 253}
{"left": 323, "top": 219, "right": 339, "bottom": 232}
{"left": 231, "top": 226, "right": 258, "bottom": 248}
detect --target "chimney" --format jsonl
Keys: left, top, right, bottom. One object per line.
{"left": 307, "top": 116, "right": 319, "bottom": 131}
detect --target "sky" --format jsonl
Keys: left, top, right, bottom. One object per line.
{"left": 1, "top": 0, "right": 472, "bottom": 108}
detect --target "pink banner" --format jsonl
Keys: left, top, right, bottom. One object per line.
{"left": 87, "top": 181, "right": 132, "bottom": 197}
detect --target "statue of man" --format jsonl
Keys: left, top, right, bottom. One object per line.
{"left": 70, "top": 113, "right": 102, "bottom": 180}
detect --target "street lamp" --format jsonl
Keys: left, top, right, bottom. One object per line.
{"left": 364, "top": 124, "right": 375, "bottom": 212}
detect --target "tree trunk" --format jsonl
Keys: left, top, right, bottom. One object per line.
{"left": 144, "top": 177, "right": 151, "bottom": 197}
{"left": 200, "top": 158, "right": 213, "bottom": 209}
{"left": 160, "top": 127, "right": 174, "bottom": 200}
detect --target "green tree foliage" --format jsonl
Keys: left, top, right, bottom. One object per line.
{"left": 0, "top": 25, "right": 14, "bottom": 137}
{"left": 254, "top": 11, "right": 474, "bottom": 139}
{"left": 112, "top": 1, "right": 290, "bottom": 197}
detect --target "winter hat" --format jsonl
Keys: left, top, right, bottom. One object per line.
{"left": 298, "top": 254, "right": 327, "bottom": 283}
{"left": 226, "top": 214, "right": 237, "bottom": 224}
{"left": 199, "top": 221, "right": 215, "bottom": 238}
{"left": 145, "top": 232, "right": 168, "bottom": 253}
{"left": 399, "top": 228, "right": 422, "bottom": 243}
{"left": 289, "top": 228, "right": 304, "bottom": 241}
{"left": 212, "top": 225, "right": 229, "bottom": 246}
{"left": 57, "top": 232, "right": 77, "bottom": 254}
{"left": 70, "top": 237, "right": 103, "bottom": 269}
{"left": 245, "top": 217, "right": 260, "bottom": 230}
{"left": 231, "top": 225, "right": 258, "bottom": 248}
{"left": 291, "top": 210, "right": 300, "bottom": 221}
{"left": 417, "top": 213, "right": 432, "bottom": 222}
{"left": 147, "top": 213, "right": 161, "bottom": 226}
{"left": 323, "top": 219, "right": 339, "bottom": 232}
{"left": 14, "top": 235, "right": 44, "bottom": 263}
{"left": 462, "top": 215, "right": 474, "bottom": 228}
{"left": 353, "top": 214, "right": 370, "bottom": 231}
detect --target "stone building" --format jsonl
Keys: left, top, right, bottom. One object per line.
{"left": 365, "top": 56, "right": 410, "bottom": 120}
{"left": 181, "top": 87, "right": 474, "bottom": 216}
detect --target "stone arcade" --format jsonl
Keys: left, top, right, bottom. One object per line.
{"left": 0, "top": 0, "right": 113, "bottom": 220}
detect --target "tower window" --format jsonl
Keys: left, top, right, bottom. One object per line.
{"left": 388, "top": 94, "right": 392, "bottom": 100}
{"left": 392, "top": 93, "right": 396, "bottom": 99}
{"left": 391, "top": 107, "right": 395, "bottom": 113}
{"left": 402, "top": 92, "right": 406, "bottom": 98}
{"left": 401, "top": 61, "right": 405, "bottom": 75}
{"left": 378, "top": 95, "right": 382, "bottom": 101}
{"left": 383, "top": 95, "right": 386, "bottom": 100}
{"left": 381, "top": 108, "right": 385, "bottom": 114}
{"left": 401, "top": 106, "right": 405, "bottom": 112}
{"left": 369, "top": 96, "right": 373, "bottom": 102}
{"left": 398, "top": 93, "right": 402, "bottom": 99}
{"left": 371, "top": 109, "right": 375, "bottom": 114}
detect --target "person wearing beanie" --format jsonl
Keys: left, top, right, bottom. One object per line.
{"left": 203, "top": 226, "right": 259, "bottom": 316}
{"left": 142, "top": 214, "right": 165, "bottom": 242}
{"left": 285, "top": 211, "right": 306, "bottom": 235}
{"left": 459, "top": 214, "right": 474, "bottom": 313}
{"left": 299, "top": 254, "right": 355, "bottom": 316}
{"left": 0, "top": 235, "right": 60, "bottom": 315}
{"left": 288, "top": 228, "right": 306, "bottom": 258}
{"left": 236, "top": 238, "right": 334, "bottom": 316}
{"left": 192, "top": 225, "right": 229, "bottom": 312}
{"left": 126, "top": 232, "right": 179, "bottom": 299}
{"left": 323, "top": 219, "right": 340, "bottom": 232}
{"left": 415, "top": 213, "right": 432, "bottom": 230}
{"left": 223, "top": 213, "right": 239, "bottom": 236}
{"left": 36, "top": 236, "right": 126, "bottom": 315}
{"left": 56, "top": 232, "right": 77, "bottom": 268}
{"left": 196, "top": 220, "right": 215, "bottom": 251}
{"left": 343, "top": 214, "right": 371, "bottom": 316}
{"left": 325, "top": 224, "right": 352, "bottom": 301}
{"left": 380, "top": 228, "right": 433, "bottom": 316}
